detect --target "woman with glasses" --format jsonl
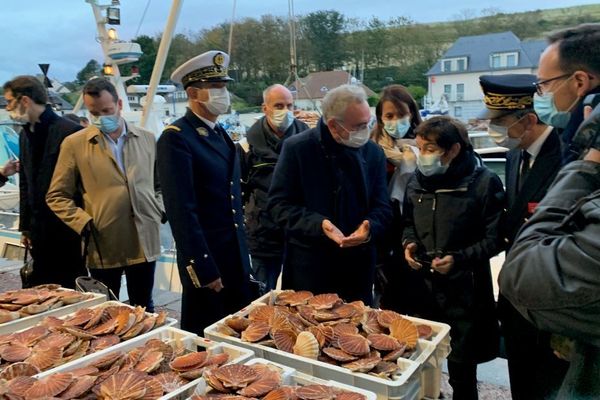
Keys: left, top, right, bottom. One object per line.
{"left": 402, "top": 116, "right": 505, "bottom": 400}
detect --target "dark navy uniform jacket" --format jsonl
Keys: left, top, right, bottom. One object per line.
{"left": 157, "top": 109, "right": 251, "bottom": 289}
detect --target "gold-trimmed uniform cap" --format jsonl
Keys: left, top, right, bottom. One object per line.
{"left": 478, "top": 74, "right": 537, "bottom": 119}
{"left": 171, "top": 50, "right": 233, "bottom": 88}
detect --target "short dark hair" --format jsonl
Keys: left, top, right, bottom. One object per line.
{"left": 415, "top": 116, "right": 472, "bottom": 154}
{"left": 83, "top": 77, "right": 119, "bottom": 103}
{"left": 3, "top": 75, "right": 48, "bottom": 105}
{"left": 547, "top": 23, "right": 600, "bottom": 76}
{"left": 372, "top": 84, "right": 422, "bottom": 142}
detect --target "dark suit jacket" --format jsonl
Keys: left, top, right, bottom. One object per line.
{"left": 503, "top": 129, "right": 562, "bottom": 248}
{"left": 157, "top": 109, "right": 251, "bottom": 289}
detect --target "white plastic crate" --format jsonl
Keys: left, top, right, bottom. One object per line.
{"left": 35, "top": 327, "right": 254, "bottom": 400}
{"left": 0, "top": 291, "right": 106, "bottom": 335}
{"left": 205, "top": 305, "right": 423, "bottom": 399}
{"left": 191, "top": 357, "right": 378, "bottom": 400}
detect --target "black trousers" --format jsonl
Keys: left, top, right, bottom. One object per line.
{"left": 447, "top": 360, "right": 478, "bottom": 400}
{"left": 29, "top": 231, "right": 86, "bottom": 289}
{"left": 90, "top": 261, "right": 156, "bottom": 312}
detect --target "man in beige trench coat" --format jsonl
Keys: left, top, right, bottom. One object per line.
{"left": 47, "top": 78, "right": 164, "bottom": 311}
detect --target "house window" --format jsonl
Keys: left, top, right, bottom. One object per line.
{"left": 456, "top": 84, "right": 465, "bottom": 101}
{"left": 507, "top": 54, "right": 517, "bottom": 67}
{"left": 444, "top": 84, "right": 452, "bottom": 100}
{"left": 491, "top": 52, "right": 519, "bottom": 68}
{"left": 128, "top": 96, "right": 136, "bottom": 102}
{"left": 443, "top": 60, "right": 451, "bottom": 72}
{"left": 491, "top": 55, "right": 501, "bottom": 68}
{"left": 457, "top": 59, "right": 465, "bottom": 71}
{"left": 454, "top": 106, "right": 462, "bottom": 117}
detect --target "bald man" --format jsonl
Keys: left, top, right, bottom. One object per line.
{"left": 242, "top": 84, "right": 309, "bottom": 290}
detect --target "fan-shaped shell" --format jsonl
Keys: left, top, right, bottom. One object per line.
{"left": 58, "top": 291, "right": 87, "bottom": 305}
{"left": 37, "top": 332, "right": 75, "bottom": 350}
{"left": 389, "top": 318, "right": 418, "bottom": 349}
{"left": 217, "top": 323, "right": 240, "bottom": 338}
{"left": 270, "top": 310, "right": 295, "bottom": 332}
{"left": 20, "top": 303, "right": 50, "bottom": 315}
{"left": 169, "top": 351, "right": 208, "bottom": 371}
{"left": 336, "top": 392, "right": 367, "bottom": 400}
{"left": 371, "top": 360, "right": 400, "bottom": 378}
{"left": 99, "top": 372, "right": 147, "bottom": 400}
{"left": 225, "top": 316, "right": 251, "bottom": 332}
{"left": 333, "top": 323, "right": 359, "bottom": 337}
{"left": 121, "top": 321, "right": 145, "bottom": 339}
{"left": 296, "top": 384, "right": 336, "bottom": 399}
{"left": 376, "top": 310, "right": 403, "bottom": 328}
{"left": 338, "top": 334, "right": 370, "bottom": 356}
{"left": 322, "top": 347, "right": 358, "bottom": 362}
{"left": 367, "top": 334, "right": 401, "bottom": 351}
{"left": 24, "top": 372, "right": 74, "bottom": 398}
{"left": 241, "top": 321, "right": 270, "bottom": 343}
{"left": 12, "top": 326, "right": 49, "bottom": 346}
{"left": 0, "top": 343, "right": 31, "bottom": 362}
{"left": 332, "top": 304, "right": 359, "bottom": 319}
{"left": 276, "top": 290, "right": 314, "bottom": 306}
{"left": 91, "top": 334, "right": 121, "bottom": 352}
{"left": 0, "top": 310, "right": 20, "bottom": 323}
{"left": 293, "top": 331, "right": 319, "bottom": 359}
{"left": 68, "top": 366, "right": 100, "bottom": 378}
{"left": 270, "top": 329, "right": 296, "bottom": 353}
{"left": 296, "top": 305, "right": 318, "bottom": 326}
{"left": 382, "top": 343, "right": 408, "bottom": 362}
{"left": 308, "top": 326, "right": 329, "bottom": 349}
{"left": 154, "top": 372, "right": 187, "bottom": 393}
{"left": 26, "top": 346, "right": 63, "bottom": 371}
{"left": 0, "top": 362, "right": 40, "bottom": 380}
{"left": 249, "top": 305, "right": 275, "bottom": 322}
{"left": 417, "top": 324, "right": 433, "bottom": 340}
{"left": 135, "top": 350, "right": 164, "bottom": 373}
{"left": 139, "top": 376, "right": 164, "bottom": 400}
{"left": 263, "top": 387, "right": 298, "bottom": 400}
{"left": 205, "top": 352, "right": 230, "bottom": 366}
{"left": 6, "top": 375, "right": 36, "bottom": 397}
{"left": 237, "top": 375, "right": 280, "bottom": 397}
{"left": 87, "top": 316, "right": 119, "bottom": 335}
{"left": 58, "top": 375, "right": 97, "bottom": 399}
{"left": 12, "top": 293, "right": 40, "bottom": 305}
{"left": 307, "top": 294, "right": 341, "bottom": 310}
{"left": 342, "top": 355, "right": 381, "bottom": 373}
{"left": 202, "top": 367, "right": 229, "bottom": 393}
{"left": 214, "top": 364, "right": 259, "bottom": 389}
{"left": 91, "top": 351, "right": 125, "bottom": 369}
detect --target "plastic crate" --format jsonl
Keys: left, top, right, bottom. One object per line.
{"left": 205, "top": 306, "right": 423, "bottom": 399}
{"left": 35, "top": 327, "right": 254, "bottom": 400}
{"left": 0, "top": 290, "right": 106, "bottom": 335}
{"left": 190, "top": 358, "right": 378, "bottom": 400}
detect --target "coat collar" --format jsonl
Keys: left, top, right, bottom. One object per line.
{"left": 183, "top": 108, "right": 233, "bottom": 162}
{"left": 85, "top": 120, "right": 138, "bottom": 142}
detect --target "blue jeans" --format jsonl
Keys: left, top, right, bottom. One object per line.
{"left": 90, "top": 261, "right": 155, "bottom": 312}
{"left": 251, "top": 256, "right": 281, "bottom": 291}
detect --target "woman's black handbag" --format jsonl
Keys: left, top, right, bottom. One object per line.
{"left": 20, "top": 246, "right": 34, "bottom": 289}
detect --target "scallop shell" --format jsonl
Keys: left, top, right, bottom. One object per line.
{"left": 296, "top": 384, "right": 336, "bottom": 399}
{"left": 114, "top": 311, "right": 137, "bottom": 336}
{"left": 313, "top": 310, "right": 340, "bottom": 322}
{"left": 367, "top": 334, "right": 401, "bottom": 351}
{"left": 376, "top": 310, "right": 403, "bottom": 328}
{"left": 155, "top": 310, "right": 169, "bottom": 327}
{"left": 0, "top": 343, "right": 32, "bottom": 362}
{"left": 241, "top": 321, "right": 270, "bottom": 343}
{"left": 217, "top": 323, "right": 240, "bottom": 338}
{"left": 139, "top": 376, "right": 164, "bottom": 400}
{"left": 12, "top": 293, "right": 40, "bottom": 305}
{"left": 205, "top": 352, "right": 230, "bottom": 366}
{"left": 25, "top": 372, "right": 74, "bottom": 398}
{"left": 336, "top": 392, "right": 367, "bottom": 400}
{"left": 154, "top": 372, "right": 187, "bottom": 393}
{"left": 91, "top": 351, "right": 125, "bottom": 370}
{"left": 333, "top": 323, "right": 359, "bottom": 338}
{"left": 41, "top": 316, "right": 65, "bottom": 328}
{"left": 169, "top": 351, "right": 208, "bottom": 371}
{"left": 337, "top": 334, "right": 370, "bottom": 356}
{"left": 58, "top": 291, "right": 87, "bottom": 305}
{"left": 275, "top": 290, "right": 314, "bottom": 306}
{"left": 214, "top": 364, "right": 259, "bottom": 389}
{"left": 249, "top": 305, "right": 276, "bottom": 322}
{"left": 68, "top": 366, "right": 100, "bottom": 378}
{"left": 307, "top": 294, "right": 341, "bottom": 310}
{"left": 296, "top": 305, "right": 319, "bottom": 326}
{"left": 87, "top": 316, "right": 119, "bottom": 336}
{"left": 202, "top": 367, "right": 229, "bottom": 393}
{"left": 225, "top": 316, "right": 251, "bottom": 332}
{"left": 263, "top": 387, "right": 298, "bottom": 400}
{"left": 54, "top": 325, "right": 97, "bottom": 340}
{"left": 121, "top": 321, "right": 145, "bottom": 339}
{"left": 99, "top": 372, "right": 147, "bottom": 400}
{"left": 322, "top": 347, "right": 358, "bottom": 362}
{"left": 361, "top": 310, "right": 384, "bottom": 335}
{"left": 332, "top": 304, "right": 359, "bottom": 319}
{"left": 0, "top": 362, "right": 40, "bottom": 380}
{"left": 138, "top": 315, "right": 157, "bottom": 336}
{"left": 37, "top": 332, "right": 75, "bottom": 350}
{"left": 26, "top": 346, "right": 63, "bottom": 371}
{"left": 270, "top": 310, "right": 295, "bottom": 332}
{"left": 342, "top": 355, "right": 381, "bottom": 373}
{"left": 134, "top": 350, "right": 164, "bottom": 373}
{"left": 389, "top": 318, "right": 418, "bottom": 349}
{"left": 370, "top": 360, "right": 400, "bottom": 378}
{"left": 19, "top": 303, "right": 50, "bottom": 315}
{"left": 91, "top": 334, "right": 121, "bottom": 352}
{"left": 12, "top": 326, "right": 49, "bottom": 346}
{"left": 0, "top": 310, "right": 20, "bottom": 323}
{"left": 270, "top": 328, "right": 296, "bottom": 353}
{"left": 307, "top": 326, "right": 328, "bottom": 349}
{"left": 6, "top": 376, "right": 35, "bottom": 397}
{"left": 382, "top": 343, "right": 408, "bottom": 362}
{"left": 293, "top": 331, "right": 319, "bottom": 360}
{"left": 237, "top": 374, "right": 280, "bottom": 397}
{"left": 417, "top": 324, "right": 433, "bottom": 340}
{"left": 58, "top": 374, "right": 97, "bottom": 399}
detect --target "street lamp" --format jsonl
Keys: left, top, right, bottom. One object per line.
{"left": 103, "top": 64, "right": 114, "bottom": 76}
{"left": 107, "top": 28, "right": 118, "bottom": 41}
{"left": 106, "top": 6, "right": 120, "bottom": 25}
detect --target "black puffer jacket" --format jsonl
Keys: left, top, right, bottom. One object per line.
{"left": 402, "top": 151, "right": 505, "bottom": 363}
{"left": 243, "top": 116, "right": 309, "bottom": 259}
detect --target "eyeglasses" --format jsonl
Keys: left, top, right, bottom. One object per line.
{"left": 4, "top": 96, "right": 21, "bottom": 111}
{"left": 533, "top": 73, "right": 571, "bottom": 95}
{"left": 337, "top": 116, "right": 376, "bottom": 133}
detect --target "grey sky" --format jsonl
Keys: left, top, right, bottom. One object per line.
{"left": 0, "top": 0, "right": 597, "bottom": 84}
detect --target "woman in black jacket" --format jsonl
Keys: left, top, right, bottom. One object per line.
{"left": 402, "top": 116, "right": 504, "bottom": 400}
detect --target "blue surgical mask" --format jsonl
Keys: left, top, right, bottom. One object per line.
{"left": 91, "top": 114, "right": 121, "bottom": 134}
{"left": 533, "top": 92, "right": 574, "bottom": 128}
{"left": 417, "top": 153, "right": 449, "bottom": 176}
{"left": 384, "top": 116, "right": 411, "bottom": 139}
{"left": 488, "top": 116, "right": 526, "bottom": 150}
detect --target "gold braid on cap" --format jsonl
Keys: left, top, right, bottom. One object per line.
{"left": 484, "top": 91, "right": 533, "bottom": 110}
{"left": 182, "top": 65, "right": 228, "bottom": 86}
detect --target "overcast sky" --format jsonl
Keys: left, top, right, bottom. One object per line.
{"left": 0, "top": 0, "right": 597, "bottom": 84}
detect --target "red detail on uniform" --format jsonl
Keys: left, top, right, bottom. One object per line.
{"left": 528, "top": 202, "right": 539, "bottom": 214}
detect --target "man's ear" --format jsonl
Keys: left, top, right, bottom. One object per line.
{"left": 261, "top": 103, "right": 268, "bottom": 115}
{"left": 574, "top": 71, "right": 595, "bottom": 97}
{"left": 449, "top": 142, "right": 461, "bottom": 159}
{"left": 185, "top": 86, "right": 197, "bottom": 100}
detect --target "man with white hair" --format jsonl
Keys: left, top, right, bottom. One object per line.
{"left": 243, "top": 84, "right": 309, "bottom": 291}
{"left": 268, "top": 84, "right": 391, "bottom": 304}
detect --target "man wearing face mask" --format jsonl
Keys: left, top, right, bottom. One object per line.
{"left": 478, "top": 74, "right": 567, "bottom": 400}
{"left": 157, "top": 51, "right": 252, "bottom": 335}
{"left": 3, "top": 75, "right": 86, "bottom": 288}
{"left": 47, "top": 77, "right": 164, "bottom": 310}
{"left": 268, "top": 84, "right": 391, "bottom": 305}
{"left": 242, "top": 84, "right": 309, "bottom": 291}
{"left": 532, "top": 23, "right": 600, "bottom": 164}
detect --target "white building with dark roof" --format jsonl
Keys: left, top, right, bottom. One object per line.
{"left": 425, "top": 31, "right": 547, "bottom": 121}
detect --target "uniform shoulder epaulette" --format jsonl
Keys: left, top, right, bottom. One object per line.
{"left": 163, "top": 124, "right": 181, "bottom": 132}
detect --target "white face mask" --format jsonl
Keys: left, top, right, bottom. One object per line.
{"left": 269, "top": 109, "right": 294, "bottom": 131}
{"left": 417, "top": 152, "right": 449, "bottom": 176}
{"left": 336, "top": 120, "right": 371, "bottom": 148}
{"left": 9, "top": 100, "right": 29, "bottom": 124}
{"left": 199, "top": 87, "right": 230, "bottom": 115}
{"left": 487, "top": 116, "right": 526, "bottom": 150}
{"left": 384, "top": 116, "right": 411, "bottom": 139}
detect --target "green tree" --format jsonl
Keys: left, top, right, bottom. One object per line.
{"left": 132, "top": 35, "right": 158, "bottom": 84}
{"left": 299, "top": 10, "right": 347, "bottom": 71}
{"left": 75, "top": 59, "right": 101, "bottom": 85}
